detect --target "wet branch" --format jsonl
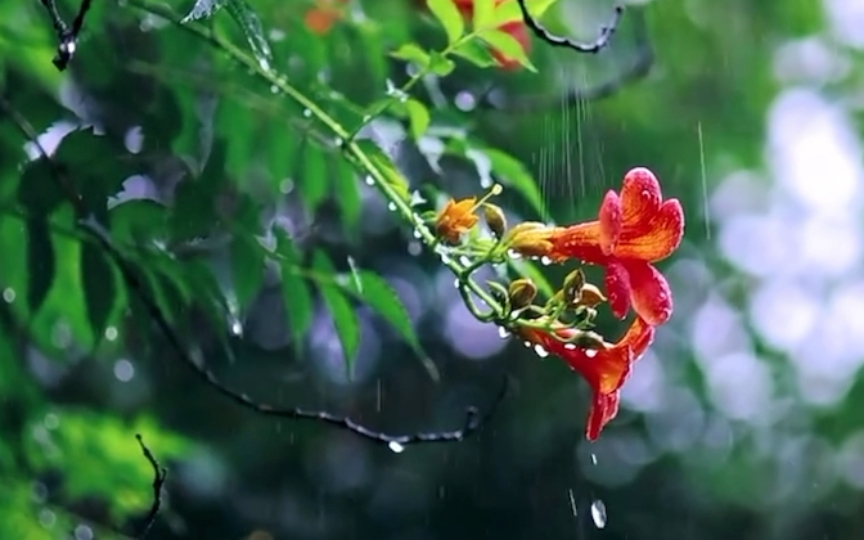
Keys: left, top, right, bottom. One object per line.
{"left": 134, "top": 434, "right": 167, "bottom": 539}
{"left": 1, "top": 96, "right": 509, "bottom": 448}
{"left": 516, "top": 0, "right": 624, "bottom": 54}
{"left": 38, "top": 0, "right": 94, "bottom": 70}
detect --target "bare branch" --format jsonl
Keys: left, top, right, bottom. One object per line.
{"left": 134, "top": 434, "right": 168, "bottom": 539}
{"left": 38, "top": 0, "right": 94, "bottom": 70}
{"left": 516, "top": 1, "right": 624, "bottom": 54}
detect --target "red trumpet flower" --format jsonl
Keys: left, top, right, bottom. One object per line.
{"left": 545, "top": 168, "right": 684, "bottom": 326}
{"left": 522, "top": 317, "right": 654, "bottom": 440}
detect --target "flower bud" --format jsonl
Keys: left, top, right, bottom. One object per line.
{"left": 508, "top": 279, "right": 537, "bottom": 310}
{"left": 562, "top": 268, "right": 585, "bottom": 305}
{"left": 506, "top": 222, "right": 553, "bottom": 258}
{"left": 576, "top": 284, "right": 606, "bottom": 308}
{"left": 482, "top": 203, "right": 507, "bottom": 238}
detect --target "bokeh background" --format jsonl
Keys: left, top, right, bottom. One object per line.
{"left": 3, "top": 0, "right": 864, "bottom": 539}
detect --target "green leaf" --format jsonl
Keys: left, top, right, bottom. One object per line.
{"left": 344, "top": 271, "right": 439, "bottom": 381}
{"left": 0, "top": 213, "right": 29, "bottom": 319}
{"left": 225, "top": 0, "right": 274, "bottom": 70}
{"left": 355, "top": 140, "right": 411, "bottom": 202}
{"left": 299, "top": 144, "right": 330, "bottom": 213}
{"left": 334, "top": 159, "right": 363, "bottom": 232}
{"left": 451, "top": 40, "right": 498, "bottom": 68}
{"left": 429, "top": 51, "right": 456, "bottom": 75}
{"left": 25, "top": 217, "right": 54, "bottom": 314}
{"left": 313, "top": 251, "right": 359, "bottom": 377}
{"left": 427, "top": 0, "right": 465, "bottom": 46}
{"left": 390, "top": 43, "right": 432, "bottom": 70}
{"left": 109, "top": 199, "right": 168, "bottom": 245}
{"left": 472, "top": 0, "right": 496, "bottom": 30}
{"left": 483, "top": 147, "right": 545, "bottom": 217}
{"left": 80, "top": 242, "right": 122, "bottom": 343}
{"left": 181, "top": 0, "right": 228, "bottom": 22}
{"left": 230, "top": 235, "right": 265, "bottom": 310}
{"left": 275, "top": 229, "right": 313, "bottom": 355}
{"left": 405, "top": 99, "right": 431, "bottom": 140}
{"left": 481, "top": 28, "right": 536, "bottom": 71}
{"left": 30, "top": 207, "right": 94, "bottom": 352}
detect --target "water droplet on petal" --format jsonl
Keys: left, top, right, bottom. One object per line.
{"left": 523, "top": 341, "right": 531, "bottom": 348}
{"left": 533, "top": 344, "right": 549, "bottom": 358}
{"left": 388, "top": 441, "right": 405, "bottom": 453}
{"left": 540, "top": 256, "right": 552, "bottom": 266}
{"left": 591, "top": 500, "right": 607, "bottom": 529}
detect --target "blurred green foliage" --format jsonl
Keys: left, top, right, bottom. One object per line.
{"left": 2, "top": 0, "right": 864, "bottom": 538}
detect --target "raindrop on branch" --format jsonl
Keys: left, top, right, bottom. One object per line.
{"left": 388, "top": 441, "right": 405, "bottom": 453}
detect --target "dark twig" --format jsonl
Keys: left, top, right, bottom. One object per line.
{"left": 516, "top": 0, "right": 624, "bottom": 54}
{"left": 134, "top": 434, "right": 167, "bottom": 539}
{"left": 2, "top": 96, "right": 509, "bottom": 447}
{"left": 38, "top": 0, "right": 94, "bottom": 70}
{"left": 480, "top": 9, "right": 653, "bottom": 112}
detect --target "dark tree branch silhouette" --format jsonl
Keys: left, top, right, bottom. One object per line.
{"left": 38, "top": 0, "right": 94, "bottom": 70}
{"left": 516, "top": 0, "right": 624, "bottom": 54}
{"left": 134, "top": 434, "right": 167, "bottom": 539}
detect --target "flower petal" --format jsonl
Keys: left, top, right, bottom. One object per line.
{"left": 604, "top": 260, "right": 631, "bottom": 319}
{"left": 548, "top": 223, "right": 606, "bottom": 264}
{"left": 619, "top": 316, "right": 655, "bottom": 361}
{"left": 619, "top": 167, "right": 662, "bottom": 228}
{"left": 585, "top": 390, "right": 621, "bottom": 441}
{"left": 624, "top": 260, "right": 673, "bottom": 325}
{"left": 598, "top": 190, "right": 622, "bottom": 256}
{"left": 616, "top": 199, "right": 684, "bottom": 262}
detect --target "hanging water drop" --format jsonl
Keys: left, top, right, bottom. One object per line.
{"left": 413, "top": 229, "right": 422, "bottom": 239}
{"left": 440, "top": 254, "right": 452, "bottom": 265}
{"left": 498, "top": 327, "right": 511, "bottom": 339}
{"left": 590, "top": 500, "right": 607, "bottom": 529}
{"left": 387, "top": 202, "right": 397, "bottom": 211}
{"left": 231, "top": 320, "right": 243, "bottom": 336}
{"left": 270, "top": 85, "right": 279, "bottom": 94}
{"left": 364, "top": 176, "right": 375, "bottom": 186}
{"left": 333, "top": 136, "right": 343, "bottom": 147}
{"left": 388, "top": 441, "right": 405, "bottom": 453}
{"left": 540, "top": 256, "right": 553, "bottom": 266}
{"left": 2, "top": 287, "right": 15, "bottom": 303}
{"left": 533, "top": 344, "right": 549, "bottom": 358}
{"left": 508, "top": 250, "right": 522, "bottom": 260}
{"left": 303, "top": 109, "right": 312, "bottom": 117}
{"left": 458, "top": 256, "right": 471, "bottom": 266}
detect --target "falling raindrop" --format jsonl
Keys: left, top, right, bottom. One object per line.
{"left": 2, "top": 287, "right": 14, "bottom": 303}
{"left": 231, "top": 320, "right": 243, "bottom": 336}
{"left": 591, "top": 453, "right": 598, "bottom": 465}
{"left": 533, "top": 344, "right": 549, "bottom": 358}
{"left": 590, "top": 500, "right": 607, "bottom": 529}
{"left": 497, "top": 327, "right": 511, "bottom": 339}
{"left": 388, "top": 441, "right": 405, "bottom": 453}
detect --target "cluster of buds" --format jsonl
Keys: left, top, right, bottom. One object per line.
{"left": 431, "top": 168, "right": 685, "bottom": 440}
